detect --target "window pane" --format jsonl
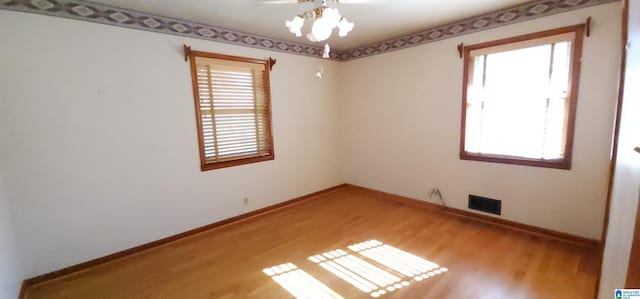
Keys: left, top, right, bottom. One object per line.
{"left": 543, "top": 41, "right": 572, "bottom": 159}
{"left": 464, "top": 56, "right": 485, "bottom": 153}
{"left": 191, "top": 53, "right": 273, "bottom": 170}
{"left": 464, "top": 40, "right": 572, "bottom": 160}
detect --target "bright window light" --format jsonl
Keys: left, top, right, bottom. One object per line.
{"left": 460, "top": 27, "right": 585, "bottom": 169}
{"left": 465, "top": 41, "right": 572, "bottom": 160}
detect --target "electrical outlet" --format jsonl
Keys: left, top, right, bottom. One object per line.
{"left": 243, "top": 197, "right": 249, "bottom": 205}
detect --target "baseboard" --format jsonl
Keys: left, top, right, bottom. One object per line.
{"left": 19, "top": 182, "right": 600, "bottom": 298}
{"left": 19, "top": 183, "right": 346, "bottom": 298}
{"left": 345, "top": 184, "right": 601, "bottom": 248}
{"left": 18, "top": 280, "right": 28, "bottom": 299}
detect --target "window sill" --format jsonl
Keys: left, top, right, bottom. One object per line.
{"left": 201, "top": 154, "right": 274, "bottom": 171}
{"left": 460, "top": 152, "right": 571, "bottom": 170}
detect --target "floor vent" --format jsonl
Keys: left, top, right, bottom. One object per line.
{"left": 468, "top": 195, "right": 501, "bottom": 215}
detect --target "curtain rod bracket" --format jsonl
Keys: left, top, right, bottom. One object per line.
{"left": 585, "top": 17, "right": 591, "bottom": 37}
{"left": 269, "top": 57, "right": 277, "bottom": 71}
{"left": 184, "top": 44, "right": 191, "bottom": 62}
{"left": 457, "top": 43, "right": 464, "bottom": 58}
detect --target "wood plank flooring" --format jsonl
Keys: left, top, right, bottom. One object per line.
{"left": 24, "top": 185, "right": 599, "bottom": 299}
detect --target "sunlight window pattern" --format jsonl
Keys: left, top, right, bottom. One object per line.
{"left": 309, "top": 240, "right": 447, "bottom": 297}
{"left": 349, "top": 240, "right": 447, "bottom": 282}
{"left": 263, "top": 263, "right": 343, "bottom": 299}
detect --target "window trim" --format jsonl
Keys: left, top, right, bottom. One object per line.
{"left": 187, "top": 50, "right": 275, "bottom": 171}
{"left": 459, "top": 24, "right": 585, "bottom": 170}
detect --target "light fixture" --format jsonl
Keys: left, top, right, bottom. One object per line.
{"left": 337, "top": 18, "right": 354, "bottom": 37}
{"left": 315, "top": 65, "right": 324, "bottom": 79}
{"left": 284, "top": 0, "right": 355, "bottom": 58}
{"left": 285, "top": 15, "right": 304, "bottom": 36}
{"left": 322, "top": 43, "right": 330, "bottom": 58}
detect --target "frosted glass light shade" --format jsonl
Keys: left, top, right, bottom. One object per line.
{"left": 287, "top": 7, "right": 355, "bottom": 43}
{"left": 285, "top": 16, "right": 304, "bottom": 37}
{"left": 322, "top": 8, "right": 342, "bottom": 28}
{"left": 322, "top": 43, "right": 330, "bottom": 58}
{"left": 311, "top": 17, "right": 333, "bottom": 42}
{"left": 338, "top": 18, "right": 354, "bottom": 37}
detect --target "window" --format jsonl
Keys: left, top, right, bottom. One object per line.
{"left": 187, "top": 50, "right": 275, "bottom": 171}
{"left": 460, "top": 25, "right": 584, "bottom": 169}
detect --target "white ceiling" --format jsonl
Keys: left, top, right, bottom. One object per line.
{"left": 89, "top": 0, "right": 530, "bottom": 50}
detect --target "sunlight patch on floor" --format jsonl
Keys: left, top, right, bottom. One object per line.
{"left": 263, "top": 263, "right": 344, "bottom": 299}
{"left": 264, "top": 240, "right": 447, "bottom": 298}
{"left": 310, "top": 240, "right": 448, "bottom": 297}
{"left": 309, "top": 249, "right": 404, "bottom": 294}
{"left": 349, "top": 240, "right": 448, "bottom": 282}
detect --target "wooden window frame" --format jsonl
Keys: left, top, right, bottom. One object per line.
{"left": 187, "top": 50, "right": 275, "bottom": 171}
{"left": 459, "top": 25, "right": 585, "bottom": 170}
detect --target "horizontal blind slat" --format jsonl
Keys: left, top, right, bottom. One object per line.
{"left": 195, "top": 57, "right": 271, "bottom": 164}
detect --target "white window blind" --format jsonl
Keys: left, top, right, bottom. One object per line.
{"left": 464, "top": 33, "right": 575, "bottom": 161}
{"left": 194, "top": 56, "right": 273, "bottom": 165}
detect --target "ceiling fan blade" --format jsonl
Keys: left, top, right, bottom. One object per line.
{"left": 258, "top": 0, "right": 311, "bottom": 4}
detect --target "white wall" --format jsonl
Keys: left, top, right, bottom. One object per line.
{"left": 0, "top": 173, "right": 21, "bottom": 299}
{"left": 0, "top": 10, "right": 342, "bottom": 278}
{"left": 0, "top": 1, "right": 625, "bottom": 284}
{"left": 599, "top": 0, "right": 640, "bottom": 296}
{"left": 337, "top": 3, "right": 622, "bottom": 239}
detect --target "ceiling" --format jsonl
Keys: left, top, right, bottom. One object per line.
{"left": 89, "top": 0, "right": 530, "bottom": 50}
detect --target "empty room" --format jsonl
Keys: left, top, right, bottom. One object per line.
{"left": 1, "top": 0, "right": 639, "bottom": 298}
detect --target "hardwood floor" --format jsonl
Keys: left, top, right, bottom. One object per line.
{"left": 23, "top": 185, "right": 599, "bottom": 299}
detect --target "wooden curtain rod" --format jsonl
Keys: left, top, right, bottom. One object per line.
{"left": 182, "top": 44, "right": 277, "bottom": 71}
{"left": 457, "top": 17, "right": 592, "bottom": 59}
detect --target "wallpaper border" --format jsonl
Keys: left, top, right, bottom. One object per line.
{"left": 0, "top": 0, "right": 620, "bottom": 61}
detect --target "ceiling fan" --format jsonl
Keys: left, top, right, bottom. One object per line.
{"left": 259, "top": 0, "right": 380, "bottom": 4}
{"left": 260, "top": 0, "right": 379, "bottom": 58}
